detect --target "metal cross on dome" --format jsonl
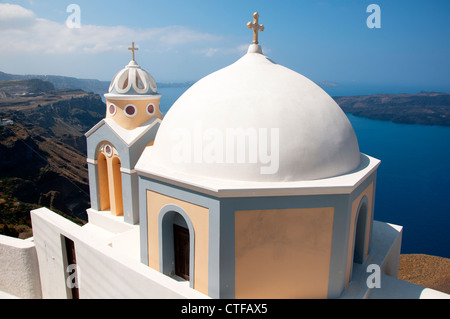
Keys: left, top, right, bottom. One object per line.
{"left": 128, "top": 42, "right": 139, "bottom": 61}
{"left": 247, "top": 12, "right": 264, "bottom": 44}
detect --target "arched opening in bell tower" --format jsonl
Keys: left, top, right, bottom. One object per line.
{"left": 97, "top": 152, "right": 110, "bottom": 211}
{"left": 96, "top": 142, "right": 124, "bottom": 216}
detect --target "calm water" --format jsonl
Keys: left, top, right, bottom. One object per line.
{"left": 349, "top": 114, "right": 450, "bottom": 258}
{"left": 158, "top": 86, "right": 450, "bottom": 258}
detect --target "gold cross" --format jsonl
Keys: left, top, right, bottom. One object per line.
{"left": 247, "top": 12, "right": 264, "bottom": 44}
{"left": 128, "top": 42, "right": 139, "bottom": 61}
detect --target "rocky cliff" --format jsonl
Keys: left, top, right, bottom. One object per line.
{"left": 0, "top": 79, "right": 105, "bottom": 238}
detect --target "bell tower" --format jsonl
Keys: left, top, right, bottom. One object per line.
{"left": 85, "top": 42, "right": 162, "bottom": 224}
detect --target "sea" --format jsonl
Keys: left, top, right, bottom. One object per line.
{"left": 158, "top": 85, "right": 450, "bottom": 259}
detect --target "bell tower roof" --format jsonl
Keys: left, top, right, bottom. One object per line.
{"left": 105, "top": 42, "right": 159, "bottom": 100}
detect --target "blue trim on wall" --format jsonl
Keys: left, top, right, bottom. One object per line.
{"left": 139, "top": 176, "right": 149, "bottom": 265}
{"left": 87, "top": 162, "right": 100, "bottom": 211}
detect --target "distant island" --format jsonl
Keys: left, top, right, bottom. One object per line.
{"left": 0, "top": 71, "right": 194, "bottom": 97}
{"left": 333, "top": 92, "right": 450, "bottom": 126}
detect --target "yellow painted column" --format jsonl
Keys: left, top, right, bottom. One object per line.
{"left": 107, "top": 156, "right": 123, "bottom": 216}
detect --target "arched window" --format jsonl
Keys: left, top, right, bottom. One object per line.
{"left": 353, "top": 199, "right": 368, "bottom": 264}
{"left": 97, "top": 152, "right": 110, "bottom": 211}
{"left": 96, "top": 143, "right": 123, "bottom": 216}
{"left": 173, "top": 223, "right": 190, "bottom": 280}
{"left": 159, "top": 207, "right": 195, "bottom": 287}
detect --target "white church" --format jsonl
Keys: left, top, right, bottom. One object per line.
{"left": 0, "top": 13, "right": 448, "bottom": 299}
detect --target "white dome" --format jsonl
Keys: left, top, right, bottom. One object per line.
{"left": 107, "top": 60, "right": 158, "bottom": 97}
{"left": 146, "top": 45, "right": 360, "bottom": 182}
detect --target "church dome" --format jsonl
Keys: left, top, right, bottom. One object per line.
{"left": 145, "top": 44, "right": 361, "bottom": 182}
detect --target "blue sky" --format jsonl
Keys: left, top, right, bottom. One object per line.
{"left": 0, "top": 0, "right": 449, "bottom": 94}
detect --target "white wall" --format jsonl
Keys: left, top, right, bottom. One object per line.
{"left": 0, "top": 235, "right": 42, "bottom": 298}
{"left": 30, "top": 207, "right": 209, "bottom": 299}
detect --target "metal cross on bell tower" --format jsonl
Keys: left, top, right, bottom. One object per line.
{"left": 128, "top": 42, "right": 139, "bottom": 61}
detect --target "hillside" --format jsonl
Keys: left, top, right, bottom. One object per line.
{"left": 334, "top": 92, "right": 450, "bottom": 126}
{"left": 0, "top": 79, "right": 105, "bottom": 238}
{"left": 0, "top": 71, "right": 109, "bottom": 97}
{"left": 0, "top": 71, "right": 195, "bottom": 97}
{"left": 398, "top": 254, "right": 450, "bottom": 294}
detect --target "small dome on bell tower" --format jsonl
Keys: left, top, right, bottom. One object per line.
{"left": 104, "top": 42, "right": 162, "bottom": 130}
